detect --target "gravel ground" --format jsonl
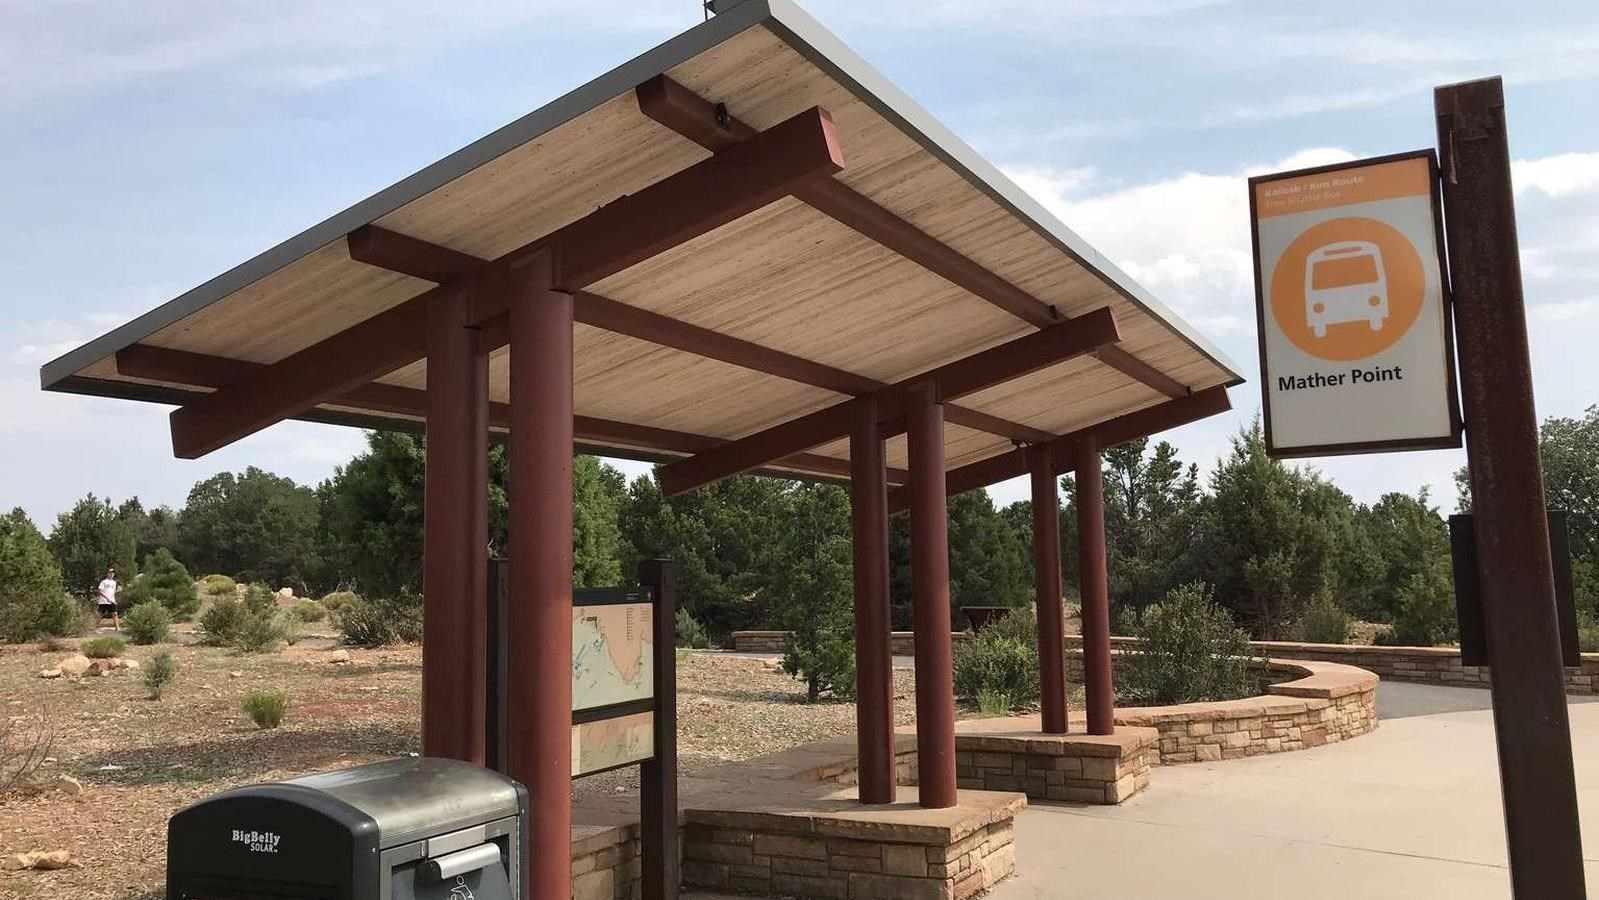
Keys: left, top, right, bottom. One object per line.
{"left": 0, "top": 636, "right": 924, "bottom": 899}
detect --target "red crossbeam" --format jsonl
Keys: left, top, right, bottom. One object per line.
{"left": 119, "top": 344, "right": 900, "bottom": 483}
{"left": 884, "top": 385, "right": 1232, "bottom": 513}
{"left": 636, "top": 75, "right": 1189, "bottom": 400}
{"left": 167, "top": 106, "right": 843, "bottom": 458}
{"left": 655, "top": 308, "right": 1121, "bottom": 497}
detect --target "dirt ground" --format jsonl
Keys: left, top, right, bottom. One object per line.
{"left": 0, "top": 631, "right": 919, "bottom": 900}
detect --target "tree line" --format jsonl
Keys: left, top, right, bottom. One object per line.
{"left": 10, "top": 406, "right": 1597, "bottom": 646}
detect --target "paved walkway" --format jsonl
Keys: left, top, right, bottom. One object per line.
{"left": 989, "top": 682, "right": 1599, "bottom": 898}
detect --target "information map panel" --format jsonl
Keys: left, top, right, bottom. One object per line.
{"left": 572, "top": 711, "right": 655, "bottom": 777}
{"left": 572, "top": 601, "right": 655, "bottom": 712}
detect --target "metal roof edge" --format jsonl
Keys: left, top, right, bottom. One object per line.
{"left": 39, "top": 1, "right": 780, "bottom": 392}
{"left": 761, "top": 0, "right": 1246, "bottom": 384}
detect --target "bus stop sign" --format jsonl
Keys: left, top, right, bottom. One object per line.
{"left": 1249, "top": 151, "right": 1461, "bottom": 458}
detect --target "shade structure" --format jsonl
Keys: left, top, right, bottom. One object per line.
{"left": 40, "top": 0, "right": 1242, "bottom": 479}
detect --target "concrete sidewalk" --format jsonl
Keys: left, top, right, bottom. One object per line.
{"left": 989, "top": 682, "right": 1599, "bottom": 898}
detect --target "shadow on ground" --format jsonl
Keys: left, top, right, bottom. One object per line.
{"left": 74, "top": 723, "right": 417, "bottom": 786}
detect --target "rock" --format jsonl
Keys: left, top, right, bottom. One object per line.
{"left": 328, "top": 650, "right": 352, "bottom": 665}
{"left": 56, "top": 654, "right": 92, "bottom": 677}
{"left": 88, "top": 658, "right": 130, "bottom": 676}
{"left": 38, "top": 668, "right": 61, "bottom": 679}
{"left": 54, "top": 775, "right": 84, "bottom": 796}
{"left": 6, "top": 850, "right": 77, "bottom": 870}
{"left": 277, "top": 587, "right": 295, "bottom": 600}
{"left": 123, "top": 658, "right": 140, "bottom": 670}
{"left": 229, "top": 671, "right": 244, "bottom": 678}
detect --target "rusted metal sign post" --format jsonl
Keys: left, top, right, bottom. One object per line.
{"left": 1435, "top": 76, "right": 1586, "bottom": 898}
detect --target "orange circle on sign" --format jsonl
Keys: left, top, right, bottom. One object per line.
{"left": 1270, "top": 216, "right": 1425, "bottom": 361}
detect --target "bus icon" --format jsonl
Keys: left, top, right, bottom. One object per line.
{"left": 1305, "top": 240, "right": 1388, "bottom": 338}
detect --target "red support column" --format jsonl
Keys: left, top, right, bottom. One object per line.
{"left": 1075, "top": 438, "right": 1115, "bottom": 736}
{"left": 506, "top": 251, "right": 574, "bottom": 899}
{"left": 1028, "top": 445, "right": 1067, "bottom": 734}
{"left": 422, "top": 286, "right": 488, "bottom": 762}
{"left": 850, "top": 397, "right": 896, "bottom": 804}
{"left": 907, "top": 383, "right": 957, "bottom": 809}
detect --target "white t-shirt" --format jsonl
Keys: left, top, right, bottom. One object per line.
{"left": 97, "top": 578, "right": 118, "bottom": 606}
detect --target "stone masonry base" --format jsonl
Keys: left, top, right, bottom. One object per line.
{"left": 954, "top": 726, "right": 1158, "bottom": 804}
{"left": 680, "top": 787, "right": 1025, "bottom": 900}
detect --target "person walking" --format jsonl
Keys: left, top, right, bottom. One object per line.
{"left": 96, "top": 567, "right": 120, "bottom": 630}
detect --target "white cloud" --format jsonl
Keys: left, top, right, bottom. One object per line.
{"left": 1531, "top": 299, "right": 1599, "bottom": 323}
{"left": 2, "top": 309, "right": 369, "bottom": 525}
{"left": 0, "top": 0, "right": 694, "bottom": 105}
{"left": 1004, "top": 148, "right": 1354, "bottom": 335}
{"left": 1513, "top": 152, "right": 1599, "bottom": 199}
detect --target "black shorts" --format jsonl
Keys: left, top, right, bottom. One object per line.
{"left": 98, "top": 603, "right": 117, "bottom": 617}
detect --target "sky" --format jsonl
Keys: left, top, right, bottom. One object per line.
{"left": 4, "top": 0, "right": 1597, "bottom": 527}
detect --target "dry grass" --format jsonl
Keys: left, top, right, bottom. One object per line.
{"left": 0, "top": 636, "right": 924, "bottom": 899}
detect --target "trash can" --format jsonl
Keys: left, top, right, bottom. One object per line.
{"left": 167, "top": 757, "right": 527, "bottom": 900}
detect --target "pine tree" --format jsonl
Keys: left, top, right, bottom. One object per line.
{"left": 121, "top": 547, "right": 201, "bottom": 620}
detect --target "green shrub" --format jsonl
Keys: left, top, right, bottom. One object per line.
{"left": 120, "top": 549, "right": 200, "bottom": 620}
{"left": 242, "top": 583, "right": 278, "bottom": 617}
{"left": 143, "top": 650, "right": 177, "bottom": 699}
{"left": 279, "top": 614, "right": 302, "bottom": 646}
{"left": 1383, "top": 562, "right": 1458, "bottom": 647}
{"left": 318, "top": 590, "right": 358, "bottom": 613}
{"left": 953, "top": 606, "right": 1039, "bottom": 705}
{"left": 81, "top": 635, "right": 126, "bottom": 659}
{"left": 291, "top": 599, "right": 327, "bottom": 623}
{"left": 1579, "top": 612, "right": 1599, "bottom": 654}
{"left": 18, "top": 594, "right": 84, "bottom": 644}
{"left": 976, "top": 689, "right": 1012, "bottom": 716}
{"left": 336, "top": 593, "right": 423, "bottom": 647}
{"left": 199, "top": 595, "right": 246, "bottom": 645}
{"left": 123, "top": 602, "right": 171, "bottom": 645}
{"left": 781, "top": 630, "right": 855, "bottom": 702}
{"left": 241, "top": 690, "right": 288, "bottom": 729}
{"left": 234, "top": 610, "right": 286, "bottom": 653}
{"left": 0, "top": 509, "right": 72, "bottom": 643}
{"left": 200, "top": 574, "right": 236, "bottom": 597}
{"left": 1118, "top": 583, "right": 1257, "bottom": 705}
{"left": 675, "top": 608, "right": 709, "bottom": 649}
{"left": 1295, "top": 591, "right": 1351, "bottom": 645}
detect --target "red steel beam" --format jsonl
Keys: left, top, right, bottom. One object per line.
{"left": 167, "top": 106, "right": 844, "bottom": 459}
{"left": 504, "top": 250, "right": 573, "bottom": 900}
{"left": 656, "top": 307, "right": 1121, "bottom": 497}
{"left": 638, "top": 75, "right": 1056, "bottom": 328}
{"left": 636, "top": 74, "right": 1191, "bottom": 401}
{"left": 906, "top": 384, "right": 958, "bottom": 808}
{"left": 885, "top": 385, "right": 1231, "bottom": 514}
{"left": 1028, "top": 443, "right": 1068, "bottom": 735}
{"left": 850, "top": 396, "right": 896, "bottom": 804}
{"left": 421, "top": 285, "right": 488, "bottom": 764}
{"left": 1075, "top": 437, "right": 1115, "bottom": 735}
{"left": 117, "top": 344, "right": 898, "bottom": 484}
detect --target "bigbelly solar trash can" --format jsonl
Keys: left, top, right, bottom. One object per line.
{"left": 166, "top": 757, "right": 528, "bottom": 900}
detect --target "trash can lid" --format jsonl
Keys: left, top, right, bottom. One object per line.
{"left": 286, "top": 757, "right": 522, "bottom": 847}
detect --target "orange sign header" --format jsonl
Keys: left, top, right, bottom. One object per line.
{"left": 1254, "top": 156, "right": 1431, "bottom": 219}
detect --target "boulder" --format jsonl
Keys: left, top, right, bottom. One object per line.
{"left": 123, "top": 658, "right": 140, "bottom": 670}
{"left": 5, "top": 850, "right": 76, "bottom": 871}
{"left": 277, "top": 587, "right": 295, "bottom": 600}
{"left": 87, "top": 658, "right": 131, "bottom": 676}
{"left": 328, "top": 649, "right": 352, "bottom": 665}
{"left": 56, "top": 654, "right": 92, "bottom": 678}
{"left": 54, "top": 775, "right": 84, "bottom": 796}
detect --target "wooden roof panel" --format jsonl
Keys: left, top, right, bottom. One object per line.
{"left": 588, "top": 196, "right": 1031, "bottom": 384}
{"left": 40, "top": 4, "right": 1241, "bottom": 485}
